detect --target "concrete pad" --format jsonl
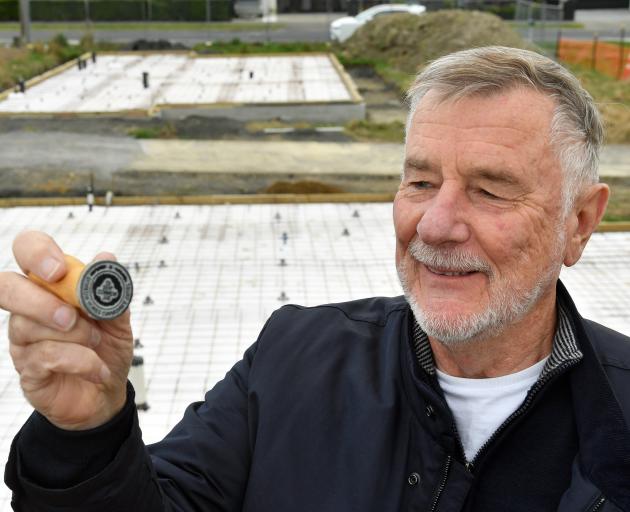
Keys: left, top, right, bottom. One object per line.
{"left": 0, "top": 53, "right": 364, "bottom": 123}
{"left": 130, "top": 139, "right": 403, "bottom": 175}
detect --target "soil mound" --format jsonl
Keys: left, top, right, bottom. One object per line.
{"left": 341, "top": 9, "right": 534, "bottom": 75}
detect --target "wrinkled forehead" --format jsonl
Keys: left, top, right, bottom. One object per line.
{"left": 406, "top": 87, "right": 557, "bottom": 147}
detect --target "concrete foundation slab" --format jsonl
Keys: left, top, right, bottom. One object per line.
{"left": 0, "top": 52, "right": 365, "bottom": 123}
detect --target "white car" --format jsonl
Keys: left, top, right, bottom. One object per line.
{"left": 330, "top": 3, "right": 426, "bottom": 43}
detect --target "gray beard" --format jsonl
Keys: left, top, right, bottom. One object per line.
{"left": 397, "top": 238, "right": 562, "bottom": 346}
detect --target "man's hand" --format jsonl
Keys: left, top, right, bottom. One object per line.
{"left": 0, "top": 231, "right": 133, "bottom": 430}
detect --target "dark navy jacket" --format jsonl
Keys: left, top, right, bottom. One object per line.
{"left": 6, "top": 282, "right": 630, "bottom": 511}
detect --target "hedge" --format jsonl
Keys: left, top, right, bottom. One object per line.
{"left": 0, "top": 0, "right": 231, "bottom": 21}
{"left": 0, "top": 0, "right": 17, "bottom": 19}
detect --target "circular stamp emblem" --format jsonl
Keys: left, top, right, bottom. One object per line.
{"left": 77, "top": 260, "right": 134, "bottom": 320}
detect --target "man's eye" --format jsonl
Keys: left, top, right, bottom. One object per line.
{"left": 412, "top": 181, "right": 433, "bottom": 189}
{"left": 479, "top": 189, "right": 501, "bottom": 199}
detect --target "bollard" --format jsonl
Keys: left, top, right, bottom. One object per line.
{"left": 143, "top": 71, "right": 149, "bottom": 89}
{"left": 129, "top": 355, "right": 149, "bottom": 411}
{"left": 87, "top": 191, "right": 95, "bottom": 212}
{"left": 28, "top": 255, "right": 133, "bottom": 321}
{"left": 91, "top": 51, "right": 97, "bottom": 64}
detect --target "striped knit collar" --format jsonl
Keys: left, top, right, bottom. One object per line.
{"left": 411, "top": 298, "right": 583, "bottom": 379}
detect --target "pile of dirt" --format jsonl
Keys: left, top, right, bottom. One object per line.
{"left": 341, "top": 9, "right": 534, "bottom": 76}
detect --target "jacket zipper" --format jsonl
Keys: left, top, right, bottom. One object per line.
{"left": 461, "top": 359, "right": 579, "bottom": 473}
{"left": 428, "top": 455, "right": 452, "bottom": 512}
{"left": 589, "top": 496, "right": 606, "bottom": 512}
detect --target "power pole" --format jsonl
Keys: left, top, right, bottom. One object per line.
{"left": 18, "top": 0, "right": 31, "bottom": 45}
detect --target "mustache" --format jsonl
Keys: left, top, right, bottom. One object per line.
{"left": 408, "top": 239, "right": 493, "bottom": 276}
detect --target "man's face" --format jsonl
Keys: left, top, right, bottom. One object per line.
{"left": 394, "top": 87, "right": 568, "bottom": 344}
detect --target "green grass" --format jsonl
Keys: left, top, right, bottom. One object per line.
{"left": 602, "top": 179, "right": 630, "bottom": 222}
{"left": 0, "top": 21, "right": 284, "bottom": 31}
{"left": 344, "top": 119, "right": 405, "bottom": 143}
{"left": 194, "top": 39, "right": 330, "bottom": 54}
{"left": 128, "top": 124, "right": 177, "bottom": 139}
{"left": 336, "top": 53, "right": 413, "bottom": 94}
{"left": 0, "top": 35, "right": 83, "bottom": 89}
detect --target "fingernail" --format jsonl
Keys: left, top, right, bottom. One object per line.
{"left": 39, "top": 257, "right": 62, "bottom": 281}
{"left": 100, "top": 365, "right": 111, "bottom": 382}
{"left": 53, "top": 306, "right": 76, "bottom": 331}
{"left": 89, "top": 329, "right": 101, "bottom": 348}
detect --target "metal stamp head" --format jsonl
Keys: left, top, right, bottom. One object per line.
{"left": 77, "top": 260, "right": 134, "bottom": 320}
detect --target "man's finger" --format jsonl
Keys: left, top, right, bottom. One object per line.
{"left": 0, "top": 272, "right": 78, "bottom": 332}
{"left": 8, "top": 314, "right": 101, "bottom": 348}
{"left": 12, "top": 231, "right": 67, "bottom": 282}
{"left": 92, "top": 252, "right": 117, "bottom": 262}
{"left": 19, "top": 340, "right": 111, "bottom": 385}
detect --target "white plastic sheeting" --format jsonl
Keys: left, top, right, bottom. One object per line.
{"left": 0, "top": 54, "right": 354, "bottom": 114}
{"left": 0, "top": 203, "right": 628, "bottom": 509}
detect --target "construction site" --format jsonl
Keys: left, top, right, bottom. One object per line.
{"left": 0, "top": 5, "right": 629, "bottom": 510}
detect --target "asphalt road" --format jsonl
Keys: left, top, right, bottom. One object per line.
{"left": 0, "top": 15, "right": 626, "bottom": 46}
{"left": 0, "top": 15, "right": 344, "bottom": 45}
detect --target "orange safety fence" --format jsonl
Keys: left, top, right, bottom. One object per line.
{"left": 558, "top": 38, "right": 630, "bottom": 81}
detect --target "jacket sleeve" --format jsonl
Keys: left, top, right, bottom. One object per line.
{"left": 4, "top": 341, "right": 259, "bottom": 512}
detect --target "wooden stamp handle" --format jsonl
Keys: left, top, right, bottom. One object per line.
{"left": 28, "top": 254, "right": 85, "bottom": 309}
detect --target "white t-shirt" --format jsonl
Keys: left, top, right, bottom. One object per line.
{"left": 436, "top": 357, "right": 549, "bottom": 462}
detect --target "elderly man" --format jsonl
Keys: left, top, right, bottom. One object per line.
{"left": 2, "top": 46, "right": 629, "bottom": 512}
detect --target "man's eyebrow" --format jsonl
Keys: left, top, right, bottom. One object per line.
{"left": 474, "top": 169, "right": 523, "bottom": 187}
{"left": 403, "top": 157, "right": 433, "bottom": 171}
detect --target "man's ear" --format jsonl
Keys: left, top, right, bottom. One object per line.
{"left": 564, "top": 183, "right": 610, "bottom": 267}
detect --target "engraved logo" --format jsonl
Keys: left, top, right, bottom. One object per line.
{"left": 95, "top": 278, "right": 120, "bottom": 304}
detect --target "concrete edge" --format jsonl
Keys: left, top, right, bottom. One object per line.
{"left": 595, "top": 222, "right": 630, "bottom": 233}
{"left": 0, "top": 193, "right": 396, "bottom": 207}
{"left": 192, "top": 51, "right": 334, "bottom": 59}
{"left": 0, "top": 110, "right": 151, "bottom": 119}
{"left": 328, "top": 53, "right": 364, "bottom": 104}
{"left": 98, "top": 50, "right": 192, "bottom": 56}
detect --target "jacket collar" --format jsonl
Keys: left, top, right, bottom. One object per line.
{"left": 410, "top": 295, "right": 583, "bottom": 381}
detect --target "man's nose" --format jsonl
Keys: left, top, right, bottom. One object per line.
{"left": 417, "top": 184, "right": 470, "bottom": 246}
